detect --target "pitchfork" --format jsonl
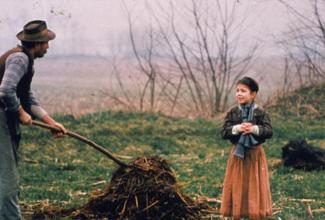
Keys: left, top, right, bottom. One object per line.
{"left": 32, "top": 120, "right": 129, "bottom": 167}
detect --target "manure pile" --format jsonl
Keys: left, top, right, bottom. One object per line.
{"left": 33, "top": 156, "right": 211, "bottom": 219}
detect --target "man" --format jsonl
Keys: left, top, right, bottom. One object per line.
{"left": 0, "top": 20, "right": 67, "bottom": 219}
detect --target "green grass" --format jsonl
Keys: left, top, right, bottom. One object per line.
{"left": 269, "top": 82, "right": 325, "bottom": 120}
{"left": 18, "top": 109, "right": 325, "bottom": 219}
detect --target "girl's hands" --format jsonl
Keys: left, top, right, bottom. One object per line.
{"left": 240, "top": 122, "right": 254, "bottom": 134}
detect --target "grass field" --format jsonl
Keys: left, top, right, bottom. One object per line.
{"left": 18, "top": 84, "right": 325, "bottom": 219}
{"left": 18, "top": 110, "right": 325, "bottom": 219}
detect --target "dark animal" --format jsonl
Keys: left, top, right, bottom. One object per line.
{"left": 282, "top": 139, "right": 325, "bottom": 171}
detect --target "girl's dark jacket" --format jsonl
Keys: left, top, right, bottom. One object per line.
{"left": 221, "top": 105, "right": 273, "bottom": 145}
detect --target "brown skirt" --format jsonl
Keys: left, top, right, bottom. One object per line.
{"left": 220, "top": 145, "right": 272, "bottom": 220}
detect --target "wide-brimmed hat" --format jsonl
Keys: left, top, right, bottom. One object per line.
{"left": 16, "top": 20, "right": 56, "bottom": 42}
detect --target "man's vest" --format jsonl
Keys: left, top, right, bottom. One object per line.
{"left": 0, "top": 46, "right": 34, "bottom": 110}
{"left": 0, "top": 46, "right": 34, "bottom": 146}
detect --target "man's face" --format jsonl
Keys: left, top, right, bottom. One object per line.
{"left": 34, "top": 42, "right": 49, "bottom": 58}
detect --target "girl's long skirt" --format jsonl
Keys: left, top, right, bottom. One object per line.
{"left": 220, "top": 145, "right": 272, "bottom": 220}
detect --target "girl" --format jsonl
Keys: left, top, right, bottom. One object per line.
{"left": 220, "top": 77, "right": 273, "bottom": 220}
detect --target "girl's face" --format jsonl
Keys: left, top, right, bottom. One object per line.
{"left": 236, "top": 83, "right": 256, "bottom": 104}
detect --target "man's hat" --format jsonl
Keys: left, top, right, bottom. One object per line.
{"left": 16, "top": 20, "right": 55, "bottom": 42}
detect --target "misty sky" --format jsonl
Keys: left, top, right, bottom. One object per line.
{"left": 0, "top": 0, "right": 308, "bottom": 57}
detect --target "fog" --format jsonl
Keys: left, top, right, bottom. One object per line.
{"left": 0, "top": 0, "right": 316, "bottom": 115}
{"left": 0, "top": 0, "right": 308, "bottom": 57}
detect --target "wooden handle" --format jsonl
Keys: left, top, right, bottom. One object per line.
{"left": 32, "top": 120, "right": 129, "bottom": 167}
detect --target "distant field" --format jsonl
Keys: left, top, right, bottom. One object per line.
{"left": 32, "top": 56, "right": 287, "bottom": 116}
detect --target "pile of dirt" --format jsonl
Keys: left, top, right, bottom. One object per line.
{"left": 32, "top": 156, "right": 211, "bottom": 219}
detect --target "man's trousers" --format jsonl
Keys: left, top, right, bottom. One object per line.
{"left": 0, "top": 108, "right": 21, "bottom": 220}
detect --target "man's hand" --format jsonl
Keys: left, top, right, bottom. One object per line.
{"left": 18, "top": 106, "right": 32, "bottom": 125}
{"left": 52, "top": 122, "right": 67, "bottom": 137}
{"left": 41, "top": 115, "right": 67, "bottom": 137}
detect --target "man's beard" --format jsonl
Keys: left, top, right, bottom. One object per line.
{"left": 35, "top": 51, "right": 46, "bottom": 58}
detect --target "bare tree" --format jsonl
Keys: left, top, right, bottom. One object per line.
{"left": 119, "top": 0, "right": 258, "bottom": 117}
{"left": 278, "top": 0, "right": 325, "bottom": 87}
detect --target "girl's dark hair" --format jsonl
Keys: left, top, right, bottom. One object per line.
{"left": 237, "top": 76, "right": 259, "bottom": 92}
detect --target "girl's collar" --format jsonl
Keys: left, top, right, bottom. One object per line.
{"left": 238, "top": 103, "right": 258, "bottom": 110}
